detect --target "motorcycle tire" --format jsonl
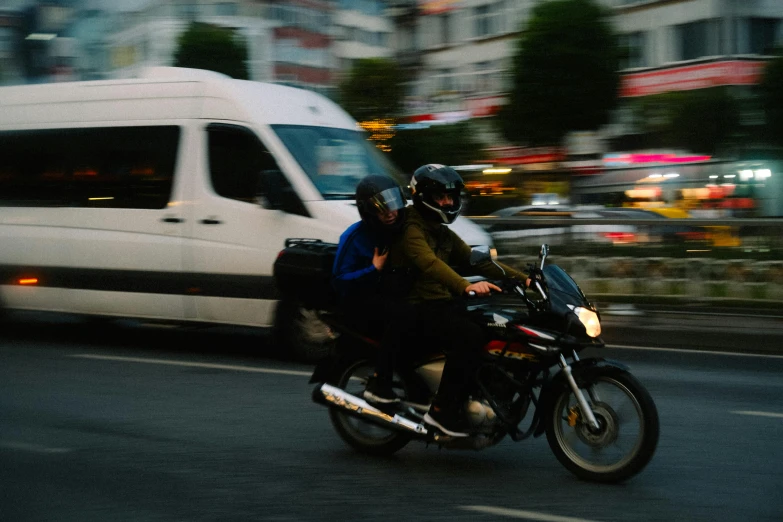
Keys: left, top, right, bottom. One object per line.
{"left": 329, "top": 358, "right": 412, "bottom": 456}
{"left": 545, "top": 366, "right": 659, "bottom": 483}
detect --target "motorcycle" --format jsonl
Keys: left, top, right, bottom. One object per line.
{"left": 273, "top": 240, "right": 659, "bottom": 483}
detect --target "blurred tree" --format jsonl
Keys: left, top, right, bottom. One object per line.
{"left": 759, "top": 52, "right": 783, "bottom": 146}
{"left": 499, "top": 0, "right": 620, "bottom": 146}
{"left": 338, "top": 58, "right": 404, "bottom": 121}
{"left": 173, "top": 23, "right": 249, "bottom": 80}
{"left": 387, "top": 121, "right": 485, "bottom": 174}
{"left": 670, "top": 88, "right": 740, "bottom": 155}
{"left": 631, "top": 88, "right": 740, "bottom": 154}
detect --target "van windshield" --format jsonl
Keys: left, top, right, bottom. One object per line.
{"left": 271, "top": 125, "right": 408, "bottom": 200}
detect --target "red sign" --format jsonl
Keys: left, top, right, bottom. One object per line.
{"left": 620, "top": 60, "right": 767, "bottom": 98}
{"left": 487, "top": 146, "right": 565, "bottom": 166}
{"left": 465, "top": 95, "right": 505, "bottom": 117}
{"left": 419, "top": 0, "right": 461, "bottom": 14}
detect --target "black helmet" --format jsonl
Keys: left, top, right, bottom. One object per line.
{"left": 410, "top": 164, "right": 464, "bottom": 224}
{"left": 355, "top": 175, "right": 406, "bottom": 232}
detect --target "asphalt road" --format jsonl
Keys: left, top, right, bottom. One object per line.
{"left": 1, "top": 312, "right": 782, "bottom": 522}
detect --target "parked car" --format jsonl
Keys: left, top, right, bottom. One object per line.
{"left": 486, "top": 205, "right": 707, "bottom": 246}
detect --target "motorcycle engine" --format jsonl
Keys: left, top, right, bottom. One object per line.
{"left": 465, "top": 399, "right": 498, "bottom": 431}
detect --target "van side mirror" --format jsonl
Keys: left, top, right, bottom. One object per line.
{"left": 257, "top": 169, "right": 309, "bottom": 217}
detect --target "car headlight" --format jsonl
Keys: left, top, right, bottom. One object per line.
{"left": 574, "top": 307, "right": 601, "bottom": 337}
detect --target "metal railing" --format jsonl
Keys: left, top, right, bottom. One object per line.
{"left": 467, "top": 216, "right": 783, "bottom": 304}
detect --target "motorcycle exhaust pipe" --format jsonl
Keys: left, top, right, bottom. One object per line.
{"left": 313, "top": 383, "right": 429, "bottom": 436}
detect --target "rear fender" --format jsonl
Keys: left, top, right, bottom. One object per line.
{"left": 533, "top": 358, "right": 629, "bottom": 437}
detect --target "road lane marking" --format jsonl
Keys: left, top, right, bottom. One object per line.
{"left": 68, "top": 354, "right": 312, "bottom": 377}
{"left": 607, "top": 344, "right": 783, "bottom": 359}
{"left": 460, "top": 505, "right": 601, "bottom": 522}
{"left": 731, "top": 410, "right": 783, "bottom": 419}
{"left": 0, "top": 440, "right": 71, "bottom": 454}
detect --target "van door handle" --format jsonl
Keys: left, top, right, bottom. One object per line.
{"left": 199, "top": 218, "right": 222, "bottom": 225}
{"left": 162, "top": 217, "right": 184, "bottom": 223}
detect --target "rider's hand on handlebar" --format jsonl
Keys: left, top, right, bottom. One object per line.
{"left": 372, "top": 247, "right": 388, "bottom": 271}
{"left": 527, "top": 268, "right": 544, "bottom": 287}
{"left": 465, "top": 281, "right": 502, "bottom": 296}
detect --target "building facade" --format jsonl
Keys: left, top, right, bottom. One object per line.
{"left": 389, "top": 0, "right": 528, "bottom": 123}
{"left": 388, "top": 0, "right": 783, "bottom": 128}
{"left": 107, "top": 1, "right": 275, "bottom": 84}
{"left": 332, "top": 0, "right": 394, "bottom": 74}
{"left": 0, "top": 9, "right": 24, "bottom": 85}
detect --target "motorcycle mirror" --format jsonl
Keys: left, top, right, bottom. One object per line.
{"left": 539, "top": 244, "right": 549, "bottom": 269}
{"left": 469, "top": 245, "right": 493, "bottom": 265}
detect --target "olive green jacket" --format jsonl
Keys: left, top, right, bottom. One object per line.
{"left": 388, "top": 206, "right": 528, "bottom": 303}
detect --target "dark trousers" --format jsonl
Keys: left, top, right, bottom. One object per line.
{"left": 342, "top": 295, "right": 416, "bottom": 386}
{"left": 411, "top": 299, "right": 486, "bottom": 410}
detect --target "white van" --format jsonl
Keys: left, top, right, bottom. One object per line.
{"left": 0, "top": 67, "right": 491, "bottom": 360}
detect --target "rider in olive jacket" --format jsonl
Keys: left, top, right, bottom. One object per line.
{"left": 391, "top": 204, "right": 526, "bottom": 303}
{"left": 387, "top": 164, "right": 528, "bottom": 437}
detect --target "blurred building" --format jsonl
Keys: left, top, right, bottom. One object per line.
{"left": 13, "top": 2, "right": 79, "bottom": 83}
{"left": 332, "top": 0, "right": 394, "bottom": 76}
{"left": 106, "top": 1, "right": 275, "bottom": 84}
{"left": 0, "top": 8, "right": 25, "bottom": 85}
{"left": 385, "top": 1, "right": 783, "bottom": 126}
{"left": 6, "top": 0, "right": 783, "bottom": 121}
{"left": 387, "top": 0, "right": 527, "bottom": 125}
{"left": 262, "top": 0, "right": 335, "bottom": 93}
{"left": 609, "top": 0, "right": 783, "bottom": 140}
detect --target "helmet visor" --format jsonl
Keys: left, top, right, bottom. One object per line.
{"left": 366, "top": 187, "right": 405, "bottom": 215}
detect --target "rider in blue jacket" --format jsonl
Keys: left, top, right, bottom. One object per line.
{"left": 332, "top": 175, "right": 411, "bottom": 404}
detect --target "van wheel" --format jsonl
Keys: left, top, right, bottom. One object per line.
{"left": 273, "top": 300, "right": 335, "bottom": 363}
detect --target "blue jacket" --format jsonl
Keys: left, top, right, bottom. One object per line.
{"left": 332, "top": 221, "right": 382, "bottom": 300}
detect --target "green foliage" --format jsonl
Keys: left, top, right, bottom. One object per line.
{"left": 387, "top": 122, "right": 485, "bottom": 174}
{"left": 173, "top": 23, "right": 249, "bottom": 80}
{"left": 338, "top": 58, "right": 404, "bottom": 121}
{"left": 631, "top": 88, "right": 740, "bottom": 154}
{"left": 670, "top": 88, "right": 739, "bottom": 154}
{"left": 500, "top": 0, "right": 620, "bottom": 146}
{"left": 759, "top": 53, "right": 783, "bottom": 146}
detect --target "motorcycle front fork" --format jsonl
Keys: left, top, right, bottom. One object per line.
{"left": 559, "top": 353, "right": 601, "bottom": 431}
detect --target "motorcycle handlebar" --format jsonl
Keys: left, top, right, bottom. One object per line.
{"left": 465, "top": 274, "right": 549, "bottom": 311}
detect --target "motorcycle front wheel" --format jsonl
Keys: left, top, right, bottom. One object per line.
{"left": 546, "top": 367, "right": 659, "bottom": 483}
{"left": 329, "top": 359, "right": 412, "bottom": 456}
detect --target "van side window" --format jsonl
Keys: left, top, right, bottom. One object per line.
{"left": 207, "top": 124, "right": 280, "bottom": 204}
{"left": 0, "top": 126, "right": 180, "bottom": 209}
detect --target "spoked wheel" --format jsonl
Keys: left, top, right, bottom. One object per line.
{"left": 546, "top": 367, "right": 659, "bottom": 483}
{"left": 329, "top": 359, "right": 412, "bottom": 456}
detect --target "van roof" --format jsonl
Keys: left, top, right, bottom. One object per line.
{"left": 0, "top": 67, "right": 357, "bottom": 130}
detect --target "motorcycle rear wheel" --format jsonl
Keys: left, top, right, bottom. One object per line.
{"left": 329, "top": 359, "right": 412, "bottom": 456}
{"left": 545, "top": 367, "right": 659, "bottom": 483}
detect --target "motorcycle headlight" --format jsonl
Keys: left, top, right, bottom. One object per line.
{"left": 574, "top": 307, "right": 601, "bottom": 337}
